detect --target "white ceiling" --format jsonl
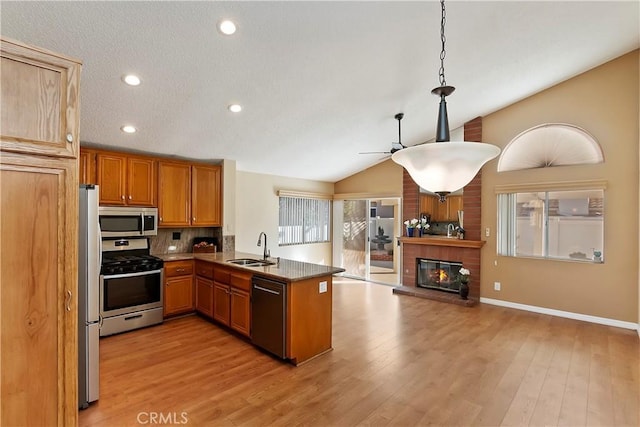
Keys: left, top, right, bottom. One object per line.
{"left": 2, "top": 1, "right": 638, "bottom": 182}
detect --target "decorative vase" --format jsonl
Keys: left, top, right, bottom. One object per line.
{"left": 459, "top": 281, "right": 469, "bottom": 300}
{"left": 407, "top": 227, "right": 414, "bottom": 237}
{"left": 418, "top": 228, "right": 424, "bottom": 237}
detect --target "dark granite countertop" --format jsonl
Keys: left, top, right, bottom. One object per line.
{"left": 156, "top": 251, "right": 345, "bottom": 282}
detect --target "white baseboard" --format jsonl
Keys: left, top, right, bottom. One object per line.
{"left": 480, "top": 297, "right": 639, "bottom": 331}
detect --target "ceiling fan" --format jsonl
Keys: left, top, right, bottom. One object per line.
{"left": 359, "top": 113, "right": 405, "bottom": 156}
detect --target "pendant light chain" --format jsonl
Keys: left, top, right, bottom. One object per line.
{"left": 392, "top": 0, "right": 501, "bottom": 200}
{"left": 438, "top": 0, "right": 447, "bottom": 87}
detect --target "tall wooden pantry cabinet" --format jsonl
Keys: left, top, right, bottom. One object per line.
{"left": 1, "top": 37, "right": 81, "bottom": 426}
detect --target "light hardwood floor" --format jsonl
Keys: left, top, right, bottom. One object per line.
{"left": 80, "top": 279, "right": 639, "bottom": 427}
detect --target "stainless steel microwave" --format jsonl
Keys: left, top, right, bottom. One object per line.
{"left": 98, "top": 206, "right": 158, "bottom": 237}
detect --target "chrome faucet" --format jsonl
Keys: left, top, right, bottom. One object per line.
{"left": 257, "top": 232, "right": 270, "bottom": 260}
{"left": 447, "top": 223, "right": 455, "bottom": 237}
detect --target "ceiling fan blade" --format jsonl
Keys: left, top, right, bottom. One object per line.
{"left": 359, "top": 112, "right": 405, "bottom": 156}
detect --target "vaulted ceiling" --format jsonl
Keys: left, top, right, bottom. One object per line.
{"left": 2, "top": 1, "right": 638, "bottom": 182}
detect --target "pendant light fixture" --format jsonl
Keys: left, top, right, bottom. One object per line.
{"left": 392, "top": 0, "right": 500, "bottom": 202}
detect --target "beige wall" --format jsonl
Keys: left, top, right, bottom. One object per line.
{"left": 481, "top": 50, "right": 639, "bottom": 322}
{"left": 235, "top": 170, "right": 334, "bottom": 264}
{"left": 334, "top": 158, "right": 403, "bottom": 197}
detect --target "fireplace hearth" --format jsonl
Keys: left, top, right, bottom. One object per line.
{"left": 417, "top": 258, "right": 463, "bottom": 293}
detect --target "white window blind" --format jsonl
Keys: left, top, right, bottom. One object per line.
{"left": 279, "top": 196, "right": 330, "bottom": 246}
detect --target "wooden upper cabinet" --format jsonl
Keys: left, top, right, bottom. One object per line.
{"left": 447, "top": 195, "right": 463, "bottom": 222}
{"left": 158, "top": 161, "right": 191, "bottom": 226}
{"left": 0, "top": 38, "right": 80, "bottom": 159}
{"left": 419, "top": 194, "right": 436, "bottom": 217}
{"left": 192, "top": 164, "right": 222, "bottom": 226}
{"left": 435, "top": 198, "right": 448, "bottom": 221}
{"left": 79, "top": 148, "right": 97, "bottom": 185}
{"left": 423, "top": 194, "right": 463, "bottom": 222}
{"left": 97, "top": 152, "right": 156, "bottom": 206}
{"left": 127, "top": 157, "right": 155, "bottom": 206}
{"left": 158, "top": 161, "right": 222, "bottom": 228}
{"left": 97, "top": 153, "right": 126, "bottom": 205}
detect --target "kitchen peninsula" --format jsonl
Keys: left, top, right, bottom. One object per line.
{"left": 158, "top": 251, "right": 344, "bottom": 365}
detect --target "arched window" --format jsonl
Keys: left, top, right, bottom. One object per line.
{"left": 497, "top": 123, "right": 603, "bottom": 172}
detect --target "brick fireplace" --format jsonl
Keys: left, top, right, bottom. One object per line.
{"left": 393, "top": 117, "right": 485, "bottom": 306}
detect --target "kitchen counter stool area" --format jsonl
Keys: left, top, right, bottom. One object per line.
{"left": 159, "top": 252, "right": 344, "bottom": 366}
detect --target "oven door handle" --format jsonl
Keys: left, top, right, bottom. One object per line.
{"left": 102, "top": 269, "right": 163, "bottom": 280}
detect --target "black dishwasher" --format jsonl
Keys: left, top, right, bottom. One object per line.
{"left": 251, "top": 276, "right": 287, "bottom": 359}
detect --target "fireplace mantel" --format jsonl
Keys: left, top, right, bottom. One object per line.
{"left": 399, "top": 237, "right": 486, "bottom": 249}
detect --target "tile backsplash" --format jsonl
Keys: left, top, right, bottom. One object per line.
{"left": 150, "top": 227, "right": 222, "bottom": 255}
{"left": 428, "top": 221, "right": 460, "bottom": 235}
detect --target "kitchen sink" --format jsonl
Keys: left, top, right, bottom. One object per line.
{"left": 227, "top": 258, "right": 276, "bottom": 267}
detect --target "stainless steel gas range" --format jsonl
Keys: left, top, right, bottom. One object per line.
{"left": 99, "top": 237, "right": 164, "bottom": 336}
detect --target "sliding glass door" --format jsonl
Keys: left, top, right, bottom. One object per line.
{"left": 340, "top": 199, "right": 368, "bottom": 278}
{"left": 333, "top": 198, "right": 400, "bottom": 285}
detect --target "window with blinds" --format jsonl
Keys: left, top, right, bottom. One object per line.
{"left": 497, "top": 189, "right": 604, "bottom": 262}
{"left": 278, "top": 196, "right": 331, "bottom": 246}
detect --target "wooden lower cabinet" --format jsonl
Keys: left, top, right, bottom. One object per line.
{"left": 195, "top": 276, "right": 214, "bottom": 318}
{"left": 213, "top": 282, "right": 231, "bottom": 326}
{"left": 195, "top": 260, "right": 214, "bottom": 318}
{"left": 287, "top": 276, "right": 333, "bottom": 365}
{"left": 163, "top": 260, "right": 194, "bottom": 317}
{"left": 230, "top": 288, "right": 250, "bottom": 336}
{"left": 212, "top": 266, "right": 251, "bottom": 337}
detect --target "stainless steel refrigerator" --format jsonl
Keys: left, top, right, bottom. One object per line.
{"left": 78, "top": 184, "right": 100, "bottom": 408}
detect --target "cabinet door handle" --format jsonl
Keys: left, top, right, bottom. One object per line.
{"left": 192, "top": 217, "right": 196, "bottom": 221}
{"left": 176, "top": 268, "right": 185, "bottom": 272}
{"left": 65, "top": 290, "right": 72, "bottom": 311}
{"left": 66, "top": 133, "right": 73, "bottom": 143}
{"left": 129, "top": 195, "right": 132, "bottom": 200}
{"left": 121, "top": 195, "right": 125, "bottom": 200}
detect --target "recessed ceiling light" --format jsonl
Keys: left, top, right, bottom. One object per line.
{"left": 122, "top": 74, "right": 141, "bottom": 86}
{"left": 121, "top": 125, "right": 137, "bottom": 134}
{"left": 219, "top": 20, "right": 237, "bottom": 35}
{"left": 228, "top": 104, "right": 242, "bottom": 113}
